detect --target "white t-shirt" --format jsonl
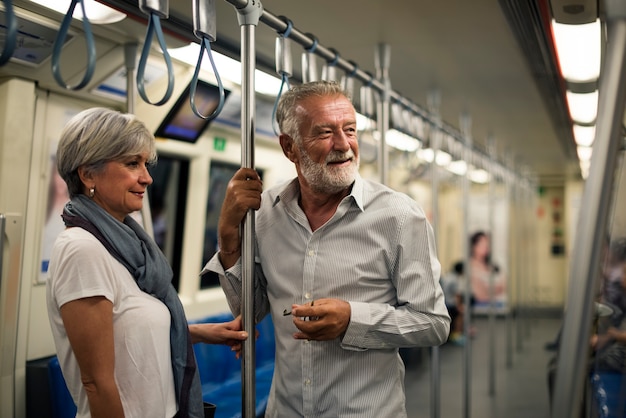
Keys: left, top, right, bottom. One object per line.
{"left": 46, "top": 227, "right": 177, "bottom": 418}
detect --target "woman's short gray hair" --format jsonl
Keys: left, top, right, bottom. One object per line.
{"left": 275, "top": 81, "right": 352, "bottom": 143}
{"left": 56, "top": 107, "right": 157, "bottom": 198}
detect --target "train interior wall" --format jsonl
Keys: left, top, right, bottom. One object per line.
{"left": 0, "top": 49, "right": 597, "bottom": 414}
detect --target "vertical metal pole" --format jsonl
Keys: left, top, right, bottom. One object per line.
{"left": 375, "top": 43, "right": 390, "bottom": 185}
{"left": 241, "top": 23, "right": 257, "bottom": 418}
{"left": 523, "top": 179, "right": 532, "bottom": 338}
{"left": 504, "top": 160, "right": 514, "bottom": 369}
{"left": 460, "top": 113, "right": 472, "bottom": 418}
{"left": 0, "top": 214, "right": 22, "bottom": 418}
{"left": 125, "top": 43, "right": 138, "bottom": 115}
{"left": 0, "top": 215, "right": 4, "bottom": 292}
{"left": 0, "top": 213, "right": 8, "bottom": 417}
{"left": 234, "top": 2, "right": 263, "bottom": 416}
{"left": 552, "top": 3, "right": 626, "bottom": 417}
{"left": 487, "top": 138, "right": 496, "bottom": 396}
{"left": 515, "top": 176, "right": 524, "bottom": 353}
{"left": 428, "top": 90, "right": 442, "bottom": 418}
{"left": 125, "top": 42, "right": 155, "bottom": 235}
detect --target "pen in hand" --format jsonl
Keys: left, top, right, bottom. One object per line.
{"left": 283, "top": 300, "right": 315, "bottom": 319}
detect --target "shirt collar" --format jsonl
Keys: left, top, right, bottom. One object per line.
{"left": 273, "top": 174, "right": 365, "bottom": 212}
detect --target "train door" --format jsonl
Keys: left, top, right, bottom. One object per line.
{"left": 0, "top": 77, "right": 38, "bottom": 418}
{"left": 0, "top": 82, "right": 109, "bottom": 417}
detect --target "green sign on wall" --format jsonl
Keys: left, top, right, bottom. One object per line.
{"left": 213, "top": 137, "right": 226, "bottom": 151}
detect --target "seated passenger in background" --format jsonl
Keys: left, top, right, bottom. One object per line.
{"left": 601, "top": 238, "right": 626, "bottom": 312}
{"left": 440, "top": 261, "right": 467, "bottom": 345}
{"left": 203, "top": 81, "right": 450, "bottom": 417}
{"left": 592, "top": 254, "right": 626, "bottom": 373}
{"left": 46, "top": 108, "right": 248, "bottom": 418}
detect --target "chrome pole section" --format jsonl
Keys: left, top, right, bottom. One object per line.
{"left": 523, "top": 176, "right": 536, "bottom": 338}
{"left": 515, "top": 174, "right": 524, "bottom": 353}
{"left": 0, "top": 215, "right": 4, "bottom": 293}
{"left": 505, "top": 157, "right": 514, "bottom": 369}
{"left": 525, "top": 179, "right": 534, "bottom": 332}
{"left": 428, "top": 90, "right": 442, "bottom": 418}
{"left": 487, "top": 137, "right": 496, "bottom": 397}
{"left": 0, "top": 213, "right": 23, "bottom": 418}
{"left": 125, "top": 42, "right": 138, "bottom": 114}
{"left": 460, "top": 113, "right": 473, "bottom": 418}
{"left": 552, "top": 3, "right": 626, "bottom": 416}
{"left": 125, "top": 42, "right": 154, "bottom": 236}
{"left": 375, "top": 43, "right": 390, "bottom": 185}
{"left": 233, "top": 2, "right": 263, "bottom": 417}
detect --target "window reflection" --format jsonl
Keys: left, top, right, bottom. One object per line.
{"left": 149, "top": 156, "right": 189, "bottom": 291}
{"left": 200, "top": 161, "right": 263, "bottom": 289}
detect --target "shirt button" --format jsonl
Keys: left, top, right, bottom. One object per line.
{"left": 305, "top": 292, "right": 311, "bottom": 299}
{"left": 308, "top": 250, "right": 315, "bottom": 256}
{"left": 305, "top": 379, "right": 311, "bottom": 385}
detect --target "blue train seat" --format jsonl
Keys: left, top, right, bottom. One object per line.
{"left": 591, "top": 371, "right": 626, "bottom": 418}
{"left": 189, "top": 313, "right": 276, "bottom": 418}
{"left": 47, "top": 356, "right": 76, "bottom": 418}
{"left": 45, "top": 312, "right": 276, "bottom": 418}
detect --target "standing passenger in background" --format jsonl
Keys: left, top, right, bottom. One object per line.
{"left": 203, "top": 81, "right": 450, "bottom": 417}
{"left": 46, "top": 108, "right": 248, "bottom": 418}
{"left": 469, "top": 231, "right": 506, "bottom": 304}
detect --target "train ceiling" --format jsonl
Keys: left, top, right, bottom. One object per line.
{"left": 2, "top": 0, "right": 599, "bottom": 186}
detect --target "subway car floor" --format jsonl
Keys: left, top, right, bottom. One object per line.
{"left": 404, "top": 315, "right": 562, "bottom": 418}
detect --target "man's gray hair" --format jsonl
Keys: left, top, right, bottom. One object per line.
{"left": 276, "top": 81, "right": 352, "bottom": 142}
{"left": 56, "top": 107, "right": 157, "bottom": 198}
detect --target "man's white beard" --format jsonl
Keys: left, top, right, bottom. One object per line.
{"left": 298, "top": 147, "right": 359, "bottom": 194}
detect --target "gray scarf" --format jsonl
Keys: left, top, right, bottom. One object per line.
{"left": 62, "top": 195, "right": 203, "bottom": 418}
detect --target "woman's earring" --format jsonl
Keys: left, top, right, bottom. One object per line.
{"left": 89, "top": 187, "right": 95, "bottom": 198}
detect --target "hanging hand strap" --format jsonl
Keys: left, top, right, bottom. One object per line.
{"left": 0, "top": 0, "right": 17, "bottom": 66}
{"left": 137, "top": 12, "right": 175, "bottom": 106}
{"left": 51, "top": 0, "right": 96, "bottom": 90}
{"left": 189, "top": 37, "right": 226, "bottom": 119}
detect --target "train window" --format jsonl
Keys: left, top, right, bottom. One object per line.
{"left": 200, "top": 161, "right": 264, "bottom": 289}
{"left": 149, "top": 156, "right": 190, "bottom": 291}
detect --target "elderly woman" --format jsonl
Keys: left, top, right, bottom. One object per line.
{"left": 46, "top": 107, "right": 247, "bottom": 418}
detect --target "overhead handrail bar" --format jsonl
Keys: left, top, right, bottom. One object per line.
{"left": 100, "top": 0, "right": 531, "bottom": 185}
{"left": 551, "top": 1, "right": 626, "bottom": 416}
{"left": 221, "top": 0, "right": 384, "bottom": 90}
{"left": 0, "top": 0, "right": 17, "bottom": 66}
{"left": 51, "top": 0, "right": 96, "bottom": 90}
{"left": 190, "top": 0, "right": 227, "bottom": 119}
{"left": 271, "top": 16, "right": 293, "bottom": 135}
{"left": 137, "top": 0, "right": 174, "bottom": 106}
